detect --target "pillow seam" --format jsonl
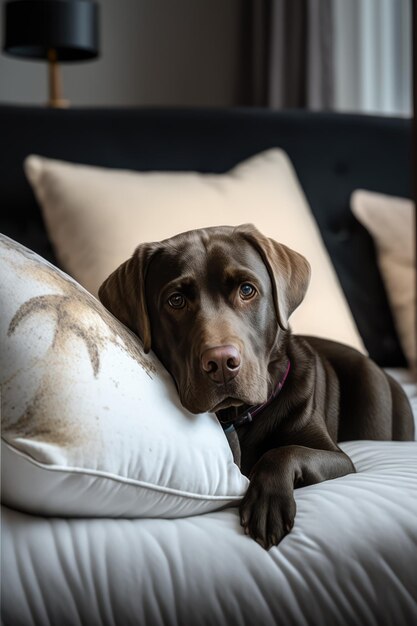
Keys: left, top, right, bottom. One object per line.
{"left": 2, "top": 439, "right": 245, "bottom": 502}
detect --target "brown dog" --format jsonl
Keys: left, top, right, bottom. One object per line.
{"left": 99, "top": 224, "right": 414, "bottom": 549}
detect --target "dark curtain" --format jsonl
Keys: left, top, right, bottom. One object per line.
{"left": 239, "top": 0, "right": 334, "bottom": 109}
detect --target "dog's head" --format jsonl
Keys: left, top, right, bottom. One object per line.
{"left": 99, "top": 224, "right": 310, "bottom": 415}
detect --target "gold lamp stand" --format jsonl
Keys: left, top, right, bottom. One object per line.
{"left": 47, "top": 49, "right": 69, "bottom": 108}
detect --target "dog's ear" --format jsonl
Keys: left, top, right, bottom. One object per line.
{"left": 98, "top": 243, "right": 159, "bottom": 353}
{"left": 237, "top": 223, "right": 311, "bottom": 330}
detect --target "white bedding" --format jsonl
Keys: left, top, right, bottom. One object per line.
{"left": 2, "top": 370, "right": 417, "bottom": 626}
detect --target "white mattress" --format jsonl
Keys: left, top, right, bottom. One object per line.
{"left": 2, "top": 369, "right": 417, "bottom": 626}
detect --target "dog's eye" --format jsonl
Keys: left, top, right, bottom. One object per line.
{"left": 167, "top": 293, "right": 186, "bottom": 309}
{"left": 239, "top": 283, "right": 257, "bottom": 299}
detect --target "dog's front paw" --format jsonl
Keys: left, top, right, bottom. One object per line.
{"left": 239, "top": 477, "right": 296, "bottom": 550}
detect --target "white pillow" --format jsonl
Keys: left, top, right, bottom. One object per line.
{"left": 24, "top": 149, "right": 365, "bottom": 352}
{"left": 0, "top": 235, "right": 248, "bottom": 518}
{"left": 351, "top": 190, "right": 416, "bottom": 369}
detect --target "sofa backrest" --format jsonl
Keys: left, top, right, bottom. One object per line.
{"left": 0, "top": 105, "right": 411, "bottom": 366}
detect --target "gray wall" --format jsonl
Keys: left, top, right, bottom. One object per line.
{"left": 0, "top": 0, "right": 242, "bottom": 106}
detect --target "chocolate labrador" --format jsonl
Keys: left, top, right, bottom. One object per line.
{"left": 99, "top": 224, "right": 414, "bottom": 549}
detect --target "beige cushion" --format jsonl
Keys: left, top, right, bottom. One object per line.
{"left": 0, "top": 235, "right": 248, "bottom": 518}
{"left": 25, "top": 149, "right": 365, "bottom": 351}
{"left": 351, "top": 190, "right": 416, "bottom": 368}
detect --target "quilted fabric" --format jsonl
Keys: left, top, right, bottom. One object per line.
{"left": 2, "top": 437, "right": 417, "bottom": 626}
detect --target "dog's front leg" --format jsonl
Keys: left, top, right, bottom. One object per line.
{"left": 240, "top": 445, "right": 355, "bottom": 549}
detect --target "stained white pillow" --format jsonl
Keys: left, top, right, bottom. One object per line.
{"left": 351, "top": 190, "right": 416, "bottom": 369}
{"left": 0, "top": 235, "right": 248, "bottom": 518}
{"left": 24, "top": 149, "right": 365, "bottom": 352}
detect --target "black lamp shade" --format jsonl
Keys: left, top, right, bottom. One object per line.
{"left": 3, "top": 0, "right": 99, "bottom": 62}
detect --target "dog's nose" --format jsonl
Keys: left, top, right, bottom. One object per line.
{"left": 201, "top": 345, "right": 241, "bottom": 384}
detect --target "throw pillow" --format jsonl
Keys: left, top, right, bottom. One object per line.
{"left": 24, "top": 149, "right": 365, "bottom": 352}
{"left": 0, "top": 235, "right": 248, "bottom": 518}
{"left": 351, "top": 190, "right": 415, "bottom": 369}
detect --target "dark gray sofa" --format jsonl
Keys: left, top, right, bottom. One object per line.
{"left": 0, "top": 105, "right": 411, "bottom": 366}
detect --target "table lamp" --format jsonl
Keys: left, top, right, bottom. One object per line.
{"left": 3, "top": 0, "right": 99, "bottom": 107}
